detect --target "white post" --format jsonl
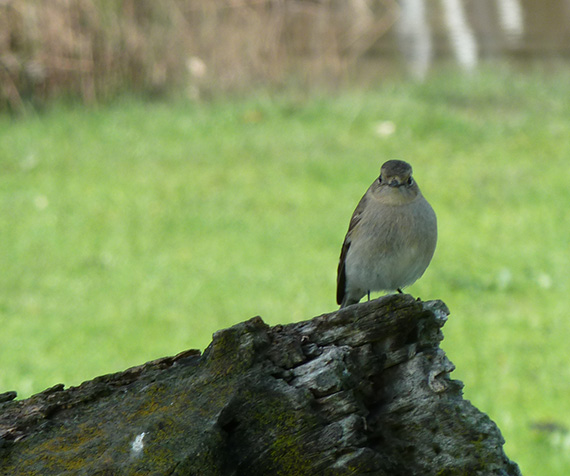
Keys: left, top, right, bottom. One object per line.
{"left": 441, "top": 0, "right": 478, "bottom": 71}
{"left": 396, "top": 0, "right": 433, "bottom": 80}
{"left": 496, "top": 0, "right": 525, "bottom": 45}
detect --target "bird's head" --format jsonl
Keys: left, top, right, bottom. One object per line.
{"left": 376, "top": 159, "right": 420, "bottom": 203}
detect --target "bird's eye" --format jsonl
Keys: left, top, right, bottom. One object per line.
{"left": 378, "top": 175, "right": 383, "bottom": 184}
{"left": 407, "top": 177, "right": 413, "bottom": 185}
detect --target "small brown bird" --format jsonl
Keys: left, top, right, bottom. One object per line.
{"left": 336, "top": 160, "right": 437, "bottom": 308}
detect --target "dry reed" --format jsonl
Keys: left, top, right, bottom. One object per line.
{"left": 0, "top": 0, "right": 399, "bottom": 111}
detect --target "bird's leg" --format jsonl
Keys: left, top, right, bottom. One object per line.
{"left": 397, "top": 288, "right": 403, "bottom": 294}
{"left": 367, "top": 290, "right": 370, "bottom": 301}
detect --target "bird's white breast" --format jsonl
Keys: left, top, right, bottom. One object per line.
{"left": 345, "top": 195, "right": 436, "bottom": 293}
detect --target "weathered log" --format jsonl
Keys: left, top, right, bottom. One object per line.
{"left": 0, "top": 294, "right": 521, "bottom": 475}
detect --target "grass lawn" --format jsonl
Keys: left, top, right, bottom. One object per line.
{"left": 1, "top": 65, "right": 569, "bottom": 475}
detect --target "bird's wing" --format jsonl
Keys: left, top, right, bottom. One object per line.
{"left": 336, "top": 187, "right": 371, "bottom": 305}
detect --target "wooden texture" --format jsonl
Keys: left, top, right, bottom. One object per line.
{"left": 0, "top": 294, "right": 521, "bottom": 475}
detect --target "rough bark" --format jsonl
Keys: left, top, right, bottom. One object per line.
{"left": 0, "top": 294, "right": 521, "bottom": 476}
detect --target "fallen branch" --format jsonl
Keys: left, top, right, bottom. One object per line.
{"left": 0, "top": 294, "right": 521, "bottom": 475}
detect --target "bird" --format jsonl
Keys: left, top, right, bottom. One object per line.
{"left": 336, "top": 159, "right": 437, "bottom": 308}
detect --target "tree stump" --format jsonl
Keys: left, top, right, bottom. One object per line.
{"left": 0, "top": 294, "right": 521, "bottom": 475}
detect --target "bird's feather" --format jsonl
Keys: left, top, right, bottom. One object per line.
{"left": 336, "top": 185, "right": 374, "bottom": 305}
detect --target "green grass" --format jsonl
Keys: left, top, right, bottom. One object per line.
{"left": 1, "top": 66, "right": 569, "bottom": 475}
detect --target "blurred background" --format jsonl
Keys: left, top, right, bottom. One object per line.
{"left": 1, "top": 1, "right": 569, "bottom": 475}
{"left": 2, "top": 0, "right": 570, "bottom": 109}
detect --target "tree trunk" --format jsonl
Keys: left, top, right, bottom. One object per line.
{"left": 0, "top": 294, "right": 521, "bottom": 476}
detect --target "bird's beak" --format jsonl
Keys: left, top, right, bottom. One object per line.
{"left": 388, "top": 179, "right": 401, "bottom": 188}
